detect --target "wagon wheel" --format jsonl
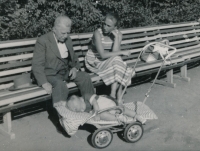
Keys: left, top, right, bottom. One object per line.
{"left": 91, "top": 128, "right": 113, "bottom": 149}
{"left": 124, "top": 122, "right": 143, "bottom": 143}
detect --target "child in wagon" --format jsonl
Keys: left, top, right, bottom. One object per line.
{"left": 65, "top": 93, "right": 146, "bottom": 124}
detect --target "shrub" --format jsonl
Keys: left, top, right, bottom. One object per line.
{"left": 1, "top": 0, "right": 200, "bottom": 40}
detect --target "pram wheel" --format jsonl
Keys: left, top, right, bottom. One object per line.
{"left": 124, "top": 122, "right": 143, "bottom": 143}
{"left": 91, "top": 128, "right": 113, "bottom": 149}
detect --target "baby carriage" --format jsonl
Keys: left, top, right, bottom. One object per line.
{"left": 55, "top": 40, "right": 177, "bottom": 149}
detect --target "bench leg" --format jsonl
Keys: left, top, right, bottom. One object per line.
{"left": 174, "top": 65, "right": 190, "bottom": 82}
{"left": 155, "top": 69, "right": 176, "bottom": 88}
{"left": 0, "top": 112, "right": 15, "bottom": 139}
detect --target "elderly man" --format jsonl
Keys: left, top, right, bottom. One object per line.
{"left": 32, "top": 15, "right": 95, "bottom": 107}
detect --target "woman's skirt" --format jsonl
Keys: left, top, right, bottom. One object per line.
{"left": 85, "top": 49, "right": 133, "bottom": 86}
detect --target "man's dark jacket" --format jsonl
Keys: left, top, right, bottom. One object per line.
{"left": 32, "top": 32, "right": 80, "bottom": 86}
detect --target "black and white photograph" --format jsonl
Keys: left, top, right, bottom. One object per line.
{"left": 0, "top": 0, "right": 200, "bottom": 151}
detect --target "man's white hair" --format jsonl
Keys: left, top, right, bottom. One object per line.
{"left": 54, "top": 15, "right": 72, "bottom": 28}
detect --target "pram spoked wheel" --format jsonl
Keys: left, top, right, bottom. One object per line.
{"left": 124, "top": 122, "right": 143, "bottom": 143}
{"left": 91, "top": 128, "right": 113, "bottom": 149}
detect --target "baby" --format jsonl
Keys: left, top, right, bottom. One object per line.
{"left": 66, "top": 94, "right": 146, "bottom": 124}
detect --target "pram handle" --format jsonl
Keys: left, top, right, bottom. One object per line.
{"left": 81, "top": 106, "right": 124, "bottom": 125}
{"left": 97, "top": 106, "right": 124, "bottom": 114}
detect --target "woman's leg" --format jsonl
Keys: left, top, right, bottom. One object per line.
{"left": 110, "top": 82, "right": 119, "bottom": 99}
{"left": 116, "top": 84, "right": 124, "bottom": 102}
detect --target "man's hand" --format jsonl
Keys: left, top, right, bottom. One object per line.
{"left": 42, "top": 82, "right": 52, "bottom": 94}
{"left": 69, "top": 67, "right": 78, "bottom": 80}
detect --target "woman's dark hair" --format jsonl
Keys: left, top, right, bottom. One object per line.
{"left": 105, "top": 12, "right": 120, "bottom": 28}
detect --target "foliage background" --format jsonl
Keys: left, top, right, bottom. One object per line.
{"left": 1, "top": 0, "right": 200, "bottom": 40}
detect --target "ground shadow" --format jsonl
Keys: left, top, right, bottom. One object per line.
{"left": 46, "top": 100, "right": 71, "bottom": 138}
{"left": 87, "top": 133, "right": 94, "bottom": 148}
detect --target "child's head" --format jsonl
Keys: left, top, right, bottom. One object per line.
{"left": 66, "top": 95, "right": 86, "bottom": 112}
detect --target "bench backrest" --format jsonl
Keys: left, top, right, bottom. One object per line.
{"left": 0, "top": 21, "right": 200, "bottom": 90}
{"left": 78, "top": 21, "right": 200, "bottom": 70}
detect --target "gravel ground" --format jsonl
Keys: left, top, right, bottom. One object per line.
{"left": 0, "top": 65, "right": 200, "bottom": 151}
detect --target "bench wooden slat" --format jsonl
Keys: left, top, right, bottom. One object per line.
{"left": 69, "top": 34, "right": 79, "bottom": 39}
{"left": 0, "top": 88, "right": 47, "bottom": 106}
{"left": 72, "top": 40, "right": 80, "bottom": 45}
{"left": 0, "top": 54, "right": 33, "bottom": 63}
{"left": 170, "top": 37, "right": 200, "bottom": 45}
{"left": 175, "top": 44, "right": 200, "bottom": 52}
{"left": 0, "top": 87, "right": 39, "bottom": 97}
{"left": 159, "top": 25, "right": 200, "bottom": 33}
{"left": 166, "top": 34, "right": 200, "bottom": 43}
{"left": 79, "top": 39, "right": 91, "bottom": 45}
{"left": 160, "top": 29, "right": 200, "bottom": 38}
{"left": 0, "top": 95, "right": 51, "bottom": 114}
{"left": 120, "top": 22, "right": 199, "bottom": 34}
{"left": 121, "top": 29, "right": 200, "bottom": 45}
{"left": 0, "top": 83, "right": 13, "bottom": 90}
{"left": 121, "top": 38, "right": 198, "bottom": 51}
{"left": 122, "top": 31, "right": 157, "bottom": 40}
{"left": 176, "top": 48, "right": 200, "bottom": 56}
{"left": 0, "top": 40, "right": 36, "bottom": 49}
{"left": 78, "top": 33, "right": 93, "bottom": 39}
{"left": 0, "top": 67, "right": 31, "bottom": 77}
{"left": 180, "top": 51, "right": 200, "bottom": 60}
{"left": 73, "top": 46, "right": 82, "bottom": 51}
{"left": 172, "top": 41, "right": 199, "bottom": 49}
{"left": 0, "top": 75, "right": 23, "bottom": 83}
{"left": 122, "top": 26, "right": 200, "bottom": 41}
{"left": 0, "top": 60, "right": 32, "bottom": 70}
{"left": 0, "top": 47, "right": 33, "bottom": 56}
{"left": 121, "top": 36, "right": 159, "bottom": 44}
{"left": 0, "top": 34, "right": 78, "bottom": 49}
{"left": 0, "top": 79, "right": 79, "bottom": 91}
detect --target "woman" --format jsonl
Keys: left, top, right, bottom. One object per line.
{"left": 85, "top": 12, "right": 135, "bottom": 103}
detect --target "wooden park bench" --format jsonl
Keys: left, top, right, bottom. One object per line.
{"left": 0, "top": 21, "right": 200, "bottom": 139}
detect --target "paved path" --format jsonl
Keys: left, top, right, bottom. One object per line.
{"left": 0, "top": 66, "right": 200, "bottom": 151}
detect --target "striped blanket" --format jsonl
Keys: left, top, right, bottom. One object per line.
{"left": 55, "top": 101, "right": 158, "bottom": 136}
